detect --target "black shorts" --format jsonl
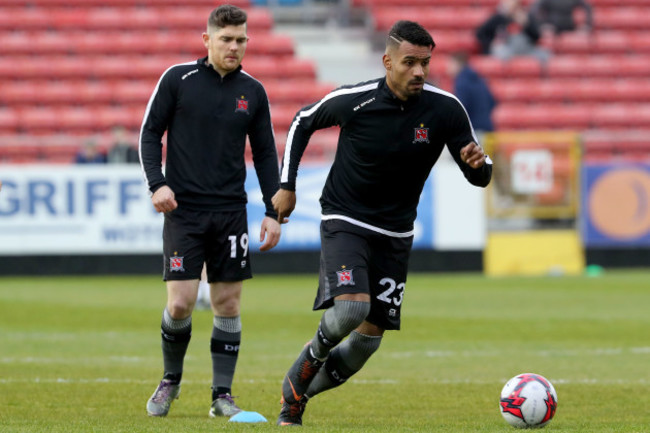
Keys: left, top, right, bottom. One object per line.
{"left": 162, "top": 207, "right": 252, "bottom": 282}
{"left": 313, "top": 218, "right": 413, "bottom": 330}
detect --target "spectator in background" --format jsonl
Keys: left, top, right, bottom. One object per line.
{"left": 447, "top": 51, "right": 497, "bottom": 134}
{"left": 476, "top": 0, "right": 550, "bottom": 63}
{"left": 531, "top": 0, "right": 593, "bottom": 35}
{"left": 75, "top": 138, "right": 107, "bottom": 164}
{"left": 107, "top": 125, "right": 139, "bottom": 163}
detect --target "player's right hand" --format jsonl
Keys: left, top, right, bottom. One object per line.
{"left": 151, "top": 185, "right": 178, "bottom": 213}
{"left": 271, "top": 188, "right": 296, "bottom": 224}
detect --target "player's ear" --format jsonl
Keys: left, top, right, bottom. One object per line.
{"left": 383, "top": 53, "right": 392, "bottom": 71}
{"left": 202, "top": 32, "right": 210, "bottom": 49}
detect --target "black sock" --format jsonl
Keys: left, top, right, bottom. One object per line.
{"left": 210, "top": 316, "right": 241, "bottom": 401}
{"left": 160, "top": 308, "right": 192, "bottom": 381}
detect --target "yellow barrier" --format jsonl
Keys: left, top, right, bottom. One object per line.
{"left": 484, "top": 229, "right": 585, "bottom": 276}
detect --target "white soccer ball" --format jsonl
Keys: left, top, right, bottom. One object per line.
{"left": 499, "top": 373, "right": 558, "bottom": 428}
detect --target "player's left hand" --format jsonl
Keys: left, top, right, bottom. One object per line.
{"left": 460, "top": 142, "right": 487, "bottom": 169}
{"left": 259, "top": 216, "right": 281, "bottom": 252}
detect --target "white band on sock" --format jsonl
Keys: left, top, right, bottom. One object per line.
{"left": 163, "top": 308, "right": 192, "bottom": 331}
{"left": 213, "top": 315, "right": 241, "bottom": 333}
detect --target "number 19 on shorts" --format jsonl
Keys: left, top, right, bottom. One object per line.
{"left": 228, "top": 233, "right": 249, "bottom": 267}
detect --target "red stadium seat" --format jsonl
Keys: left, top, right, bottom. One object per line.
{"left": 0, "top": 8, "right": 50, "bottom": 30}
{"left": 247, "top": 34, "right": 295, "bottom": 57}
{"left": 59, "top": 108, "right": 99, "bottom": 132}
{"left": 595, "top": 8, "right": 650, "bottom": 30}
{"left": 553, "top": 32, "right": 593, "bottom": 55}
{"left": 372, "top": 7, "right": 487, "bottom": 31}
{"left": 492, "top": 80, "right": 570, "bottom": 103}
{"left": 0, "top": 142, "right": 41, "bottom": 163}
{"left": 243, "top": 58, "right": 316, "bottom": 80}
{"left": 494, "top": 103, "right": 591, "bottom": 130}
{"left": 470, "top": 56, "right": 506, "bottom": 78}
{"left": 617, "top": 56, "right": 650, "bottom": 77}
{"left": 593, "top": 32, "right": 630, "bottom": 54}
{"left": 572, "top": 79, "right": 614, "bottom": 103}
{"left": 17, "top": 108, "right": 60, "bottom": 134}
{"left": 95, "top": 107, "right": 131, "bottom": 130}
{"left": 546, "top": 56, "right": 633, "bottom": 78}
{"left": 551, "top": 31, "right": 641, "bottom": 55}
{"left": 506, "top": 57, "right": 544, "bottom": 78}
{"left": 0, "top": 109, "right": 19, "bottom": 133}
{"left": 0, "top": 0, "right": 249, "bottom": 5}
{"left": 113, "top": 81, "right": 157, "bottom": 105}
{"left": 264, "top": 81, "right": 335, "bottom": 104}
{"left": 592, "top": 104, "right": 650, "bottom": 129}
{"left": 470, "top": 56, "right": 542, "bottom": 79}
{"left": 588, "top": 0, "right": 647, "bottom": 5}
{"left": 630, "top": 32, "right": 650, "bottom": 53}
{"left": 270, "top": 104, "right": 302, "bottom": 132}
{"left": 356, "top": 0, "right": 497, "bottom": 5}
{"left": 431, "top": 31, "right": 480, "bottom": 54}
{"left": 0, "top": 81, "right": 42, "bottom": 105}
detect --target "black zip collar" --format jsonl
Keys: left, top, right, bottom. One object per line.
{"left": 378, "top": 77, "right": 422, "bottom": 109}
{"left": 197, "top": 56, "right": 242, "bottom": 81}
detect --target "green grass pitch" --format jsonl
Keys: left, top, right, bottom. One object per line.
{"left": 1, "top": 270, "right": 649, "bottom": 432}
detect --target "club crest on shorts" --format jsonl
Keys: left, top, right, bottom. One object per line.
{"left": 336, "top": 267, "right": 354, "bottom": 287}
{"left": 169, "top": 254, "right": 184, "bottom": 272}
{"left": 413, "top": 123, "right": 430, "bottom": 144}
{"left": 235, "top": 96, "right": 249, "bottom": 114}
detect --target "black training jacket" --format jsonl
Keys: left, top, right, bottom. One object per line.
{"left": 280, "top": 77, "right": 492, "bottom": 234}
{"left": 140, "top": 56, "right": 279, "bottom": 217}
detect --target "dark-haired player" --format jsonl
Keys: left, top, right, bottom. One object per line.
{"left": 273, "top": 20, "right": 492, "bottom": 426}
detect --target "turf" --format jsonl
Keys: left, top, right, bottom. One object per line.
{"left": 1, "top": 270, "right": 649, "bottom": 432}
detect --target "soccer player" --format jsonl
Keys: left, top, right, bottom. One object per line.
{"left": 139, "top": 5, "right": 281, "bottom": 418}
{"left": 272, "top": 20, "right": 492, "bottom": 426}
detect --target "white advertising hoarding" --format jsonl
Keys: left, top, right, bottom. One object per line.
{"left": 0, "top": 165, "right": 162, "bottom": 254}
{"left": 0, "top": 160, "right": 486, "bottom": 255}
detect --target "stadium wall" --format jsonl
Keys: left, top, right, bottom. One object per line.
{"left": 0, "top": 248, "right": 646, "bottom": 276}
{"left": 1, "top": 163, "right": 649, "bottom": 275}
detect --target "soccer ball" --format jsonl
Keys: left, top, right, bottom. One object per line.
{"left": 499, "top": 373, "right": 558, "bottom": 428}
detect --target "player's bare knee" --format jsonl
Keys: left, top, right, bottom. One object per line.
{"left": 335, "top": 292, "right": 371, "bottom": 303}
{"left": 355, "top": 320, "right": 384, "bottom": 337}
{"left": 167, "top": 298, "right": 194, "bottom": 318}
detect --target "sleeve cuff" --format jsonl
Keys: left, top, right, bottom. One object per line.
{"left": 280, "top": 182, "right": 296, "bottom": 192}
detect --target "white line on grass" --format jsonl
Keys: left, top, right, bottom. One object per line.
{"left": 388, "top": 347, "right": 650, "bottom": 359}
{"left": 3, "top": 346, "right": 648, "bottom": 366}
{"left": 1, "top": 355, "right": 177, "bottom": 364}
{"left": 0, "top": 377, "right": 647, "bottom": 385}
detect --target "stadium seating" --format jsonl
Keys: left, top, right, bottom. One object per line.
{"left": 492, "top": 78, "right": 650, "bottom": 104}
{"left": 358, "top": 0, "right": 649, "bottom": 157}
{"left": 2, "top": 0, "right": 650, "bottom": 163}
{"left": 0, "top": 30, "right": 295, "bottom": 58}
{"left": 0, "top": 6, "right": 274, "bottom": 31}
{"left": 0, "top": 0, "right": 336, "bottom": 163}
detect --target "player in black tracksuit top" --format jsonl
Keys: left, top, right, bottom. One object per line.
{"left": 279, "top": 77, "right": 491, "bottom": 233}
{"left": 141, "top": 5, "right": 281, "bottom": 419}
{"left": 274, "top": 21, "right": 492, "bottom": 426}
{"left": 140, "top": 58, "right": 279, "bottom": 217}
